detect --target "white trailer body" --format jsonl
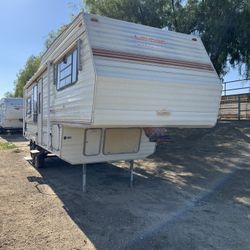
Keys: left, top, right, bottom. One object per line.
{"left": 0, "top": 98, "right": 23, "bottom": 130}
{"left": 23, "top": 13, "right": 221, "bottom": 165}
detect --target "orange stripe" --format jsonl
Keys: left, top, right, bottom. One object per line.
{"left": 92, "top": 48, "right": 214, "bottom": 71}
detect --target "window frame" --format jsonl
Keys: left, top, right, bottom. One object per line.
{"left": 32, "top": 84, "right": 38, "bottom": 123}
{"left": 38, "top": 92, "right": 41, "bottom": 114}
{"left": 55, "top": 47, "right": 78, "bottom": 91}
{"left": 26, "top": 97, "right": 32, "bottom": 116}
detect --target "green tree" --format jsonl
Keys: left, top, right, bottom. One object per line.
{"left": 193, "top": 0, "right": 250, "bottom": 76}
{"left": 4, "top": 91, "right": 15, "bottom": 97}
{"left": 12, "top": 8, "right": 76, "bottom": 97}
{"left": 85, "top": 0, "right": 181, "bottom": 28}
{"left": 14, "top": 56, "right": 41, "bottom": 97}
{"left": 44, "top": 25, "right": 68, "bottom": 49}
{"left": 12, "top": 24, "right": 66, "bottom": 97}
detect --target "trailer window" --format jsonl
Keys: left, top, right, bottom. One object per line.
{"left": 38, "top": 92, "right": 41, "bottom": 114}
{"left": 33, "top": 85, "right": 38, "bottom": 122}
{"left": 55, "top": 48, "right": 78, "bottom": 90}
{"left": 26, "top": 97, "right": 31, "bottom": 116}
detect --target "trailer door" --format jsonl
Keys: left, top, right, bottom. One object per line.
{"left": 37, "top": 78, "right": 43, "bottom": 145}
{"left": 84, "top": 129, "right": 102, "bottom": 156}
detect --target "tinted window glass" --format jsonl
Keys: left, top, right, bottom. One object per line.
{"left": 56, "top": 48, "right": 78, "bottom": 90}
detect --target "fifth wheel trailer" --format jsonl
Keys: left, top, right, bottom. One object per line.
{"left": 0, "top": 97, "right": 23, "bottom": 132}
{"left": 23, "top": 12, "right": 222, "bottom": 190}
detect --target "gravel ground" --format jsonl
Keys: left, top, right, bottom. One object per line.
{"left": 0, "top": 121, "right": 250, "bottom": 250}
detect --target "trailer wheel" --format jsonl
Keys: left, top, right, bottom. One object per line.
{"left": 34, "top": 153, "right": 45, "bottom": 169}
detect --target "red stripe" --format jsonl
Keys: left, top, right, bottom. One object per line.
{"left": 92, "top": 48, "right": 214, "bottom": 71}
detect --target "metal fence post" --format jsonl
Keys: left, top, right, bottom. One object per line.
{"left": 129, "top": 160, "right": 134, "bottom": 188}
{"left": 238, "top": 95, "right": 241, "bottom": 120}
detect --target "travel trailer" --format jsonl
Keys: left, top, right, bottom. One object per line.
{"left": 0, "top": 97, "right": 23, "bottom": 132}
{"left": 23, "top": 13, "right": 222, "bottom": 191}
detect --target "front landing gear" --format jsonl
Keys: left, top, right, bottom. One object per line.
{"left": 34, "top": 153, "right": 45, "bottom": 169}
{"left": 29, "top": 141, "right": 46, "bottom": 169}
{"left": 81, "top": 160, "right": 134, "bottom": 194}
{"left": 129, "top": 160, "right": 134, "bottom": 188}
{"left": 82, "top": 164, "right": 86, "bottom": 193}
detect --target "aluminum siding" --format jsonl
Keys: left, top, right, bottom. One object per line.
{"left": 0, "top": 98, "right": 23, "bottom": 129}
{"left": 24, "top": 14, "right": 96, "bottom": 148}
{"left": 85, "top": 13, "right": 222, "bottom": 127}
{"left": 60, "top": 127, "right": 155, "bottom": 164}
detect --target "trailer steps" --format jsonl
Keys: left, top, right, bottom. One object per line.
{"left": 47, "top": 153, "right": 56, "bottom": 157}
{"left": 24, "top": 152, "right": 56, "bottom": 161}
{"left": 24, "top": 156, "right": 33, "bottom": 161}
{"left": 30, "top": 149, "right": 40, "bottom": 154}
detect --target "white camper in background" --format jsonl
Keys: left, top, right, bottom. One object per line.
{"left": 23, "top": 13, "right": 221, "bottom": 190}
{"left": 0, "top": 97, "right": 23, "bottom": 132}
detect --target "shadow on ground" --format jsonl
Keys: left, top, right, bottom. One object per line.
{"left": 25, "top": 121, "right": 250, "bottom": 249}
{"left": 0, "top": 132, "right": 26, "bottom": 143}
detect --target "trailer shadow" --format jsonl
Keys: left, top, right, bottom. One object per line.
{"left": 27, "top": 157, "right": 186, "bottom": 250}
{"left": 25, "top": 121, "right": 250, "bottom": 250}
{"left": 0, "top": 132, "right": 26, "bottom": 143}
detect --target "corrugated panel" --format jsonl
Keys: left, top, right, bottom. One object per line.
{"left": 24, "top": 80, "right": 39, "bottom": 141}
{"left": 84, "top": 13, "right": 222, "bottom": 127}
{"left": 4, "top": 98, "right": 23, "bottom": 106}
{"left": 42, "top": 73, "right": 48, "bottom": 146}
{"left": 85, "top": 13, "right": 211, "bottom": 64}
{"left": 24, "top": 17, "right": 96, "bottom": 148}
{"left": 41, "top": 14, "right": 84, "bottom": 65}
{"left": 61, "top": 127, "right": 155, "bottom": 164}
{"left": 0, "top": 119, "right": 23, "bottom": 129}
{"left": 0, "top": 98, "right": 23, "bottom": 128}
{"left": 49, "top": 32, "right": 95, "bottom": 123}
{"left": 92, "top": 65, "right": 221, "bottom": 127}
{"left": 94, "top": 57, "right": 217, "bottom": 82}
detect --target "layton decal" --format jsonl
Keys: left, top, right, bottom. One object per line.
{"left": 134, "top": 35, "right": 167, "bottom": 49}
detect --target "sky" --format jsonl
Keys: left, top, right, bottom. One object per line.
{"left": 0, "top": 0, "right": 248, "bottom": 99}
{"left": 0, "top": 0, "right": 83, "bottom": 98}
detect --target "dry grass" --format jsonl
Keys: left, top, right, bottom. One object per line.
{"left": 0, "top": 142, "right": 16, "bottom": 150}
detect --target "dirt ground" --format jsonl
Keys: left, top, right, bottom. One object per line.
{"left": 0, "top": 121, "right": 250, "bottom": 250}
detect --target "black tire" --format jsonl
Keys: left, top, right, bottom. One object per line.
{"left": 34, "top": 153, "right": 45, "bottom": 169}
{"left": 30, "top": 141, "right": 37, "bottom": 165}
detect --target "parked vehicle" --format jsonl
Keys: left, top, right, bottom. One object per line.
{"left": 23, "top": 13, "right": 222, "bottom": 190}
{"left": 0, "top": 97, "right": 23, "bottom": 132}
